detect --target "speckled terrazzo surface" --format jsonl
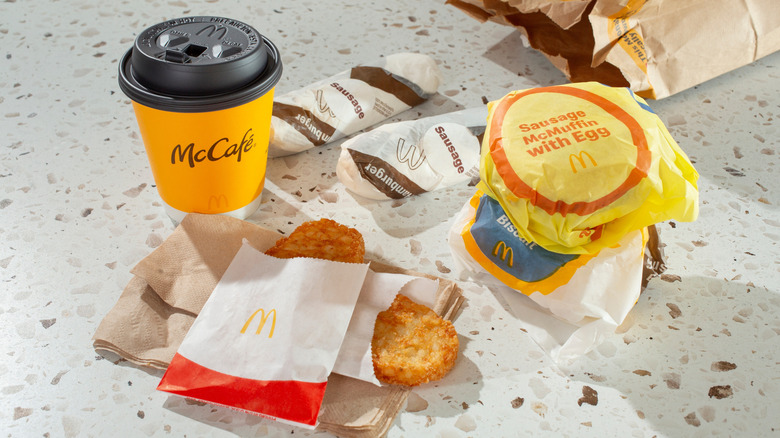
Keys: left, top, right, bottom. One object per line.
{"left": 1, "top": 0, "right": 778, "bottom": 437}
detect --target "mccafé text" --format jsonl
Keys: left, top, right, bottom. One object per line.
{"left": 171, "top": 128, "right": 255, "bottom": 168}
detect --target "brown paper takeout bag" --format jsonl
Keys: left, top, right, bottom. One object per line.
{"left": 447, "top": 0, "right": 780, "bottom": 99}
{"left": 93, "top": 213, "right": 465, "bottom": 438}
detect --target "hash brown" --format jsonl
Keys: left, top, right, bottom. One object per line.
{"left": 372, "top": 294, "right": 459, "bottom": 386}
{"left": 264, "top": 218, "right": 365, "bottom": 263}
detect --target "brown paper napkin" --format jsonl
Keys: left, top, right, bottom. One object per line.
{"left": 93, "top": 213, "right": 465, "bottom": 438}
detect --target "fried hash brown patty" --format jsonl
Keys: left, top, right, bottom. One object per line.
{"left": 372, "top": 294, "right": 459, "bottom": 386}
{"left": 264, "top": 218, "right": 365, "bottom": 263}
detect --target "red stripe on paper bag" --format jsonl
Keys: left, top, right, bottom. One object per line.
{"left": 157, "top": 353, "right": 327, "bottom": 427}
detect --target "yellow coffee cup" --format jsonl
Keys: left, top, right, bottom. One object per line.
{"left": 118, "top": 16, "right": 283, "bottom": 221}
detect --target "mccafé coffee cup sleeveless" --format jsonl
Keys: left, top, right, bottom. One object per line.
{"left": 118, "top": 16, "right": 283, "bottom": 222}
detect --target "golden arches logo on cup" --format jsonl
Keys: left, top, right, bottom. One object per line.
{"left": 118, "top": 16, "right": 283, "bottom": 220}
{"left": 207, "top": 194, "right": 230, "bottom": 211}
{"left": 196, "top": 24, "right": 228, "bottom": 39}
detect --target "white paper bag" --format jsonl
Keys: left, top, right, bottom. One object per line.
{"left": 157, "top": 240, "right": 369, "bottom": 428}
{"left": 333, "top": 272, "right": 439, "bottom": 385}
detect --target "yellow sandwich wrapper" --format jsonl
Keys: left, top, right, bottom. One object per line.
{"left": 478, "top": 82, "right": 699, "bottom": 255}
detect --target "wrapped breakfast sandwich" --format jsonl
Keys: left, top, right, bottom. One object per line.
{"left": 476, "top": 82, "right": 698, "bottom": 255}
{"left": 269, "top": 53, "right": 441, "bottom": 157}
{"left": 449, "top": 82, "right": 699, "bottom": 361}
{"left": 336, "top": 107, "right": 486, "bottom": 200}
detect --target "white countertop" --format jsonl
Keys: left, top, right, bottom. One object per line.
{"left": 1, "top": 1, "right": 778, "bottom": 437}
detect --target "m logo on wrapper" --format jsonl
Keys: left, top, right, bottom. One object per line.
{"left": 492, "top": 241, "right": 514, "bottom": 268}
{"left": 396, "top": 138, "right": 426, "bottom": 170}
{"left": 315, "top": 89, "right": 336, "bottom": 119}
{"left": 569, "top": 151, "right": 598, "bottom": 174}
{"left": 240, "top": 307, "right": 277, "bottom": 338}
{"left": 457, "top": 192, "right": 588, "bottom": 295}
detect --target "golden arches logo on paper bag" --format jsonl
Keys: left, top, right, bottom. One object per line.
{"left": 492, "top": 241, "right": 514, "bottom": 268}
{"left": 241, "top": 308, "right": 277, "bottom": 338}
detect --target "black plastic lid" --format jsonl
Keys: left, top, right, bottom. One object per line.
{"left": 118, "top": 16, "right": 282, "bottom": 112}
